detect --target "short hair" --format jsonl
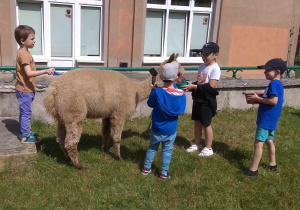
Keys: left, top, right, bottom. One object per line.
{"left": 14, "top": 25, "right": 35, "bottom": 45}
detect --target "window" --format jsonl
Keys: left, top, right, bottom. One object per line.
{"left": 18, "top": 2, "right": 43, "bottom": 56}
{"left": 17, "top": 0, "right": 103, "bottom": 66}
{"left": 144, "top": 0, "right": 213, "bottom": 63}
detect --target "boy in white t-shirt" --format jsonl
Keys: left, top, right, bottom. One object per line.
{"left": 183, "top": 42, "right": 220, "bottom": 157}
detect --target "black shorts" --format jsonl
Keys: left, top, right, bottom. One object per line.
{"left": 191, "top": 101, "right": 213, "bottom": 126}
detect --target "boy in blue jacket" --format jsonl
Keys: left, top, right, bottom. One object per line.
{"left": 142, "top": 61, "right": 186, "bottom": 180}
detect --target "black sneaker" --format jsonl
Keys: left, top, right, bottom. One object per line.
{"left": 160, "top": 172, "right": 171, "bottom": 180}
{"left": 267, "top": 165, "right": 278, "bottom": 173}
{"left": 243, "top": 169, "right": 258, "bottom": 177}
{"left": 260, "top": 163, "right": 278, "bottom": 173}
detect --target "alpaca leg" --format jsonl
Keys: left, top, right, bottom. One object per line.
{"left": 101, "top": 118, "right": 111, "bottom": 152}
{"left": 110, "top": 116, "right": 125, "bottom": 160}
{"left": 56, "top": 122, "right": 69, "bottom": 160}
{"left": 64, "top": 122, "right": 84, "bottom": 170}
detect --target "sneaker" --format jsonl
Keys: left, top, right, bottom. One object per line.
{"left": 160, "top": 172, "right": 171, "bottom": 181}
{"left": 244, "top": 169, "right": 258, "bottom": 177}
{"left": 198, "top": 147, "right": 214, "bottom": 157}
{"left": 186, "top": 144, "right": 202, "bottom": 153}
{"left": 142, "top": 168, "right": 151, "bottom": 175}
{"left": 267, "top": 165, "right": 278, "bottom": 173}
{"left": 21, "top": 133, "right": 40, "bottom": 143}
{"left": 18, "top": 131, "right": 39, "bottom": 141}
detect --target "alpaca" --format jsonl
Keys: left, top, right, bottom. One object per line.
{"left": 44, "top": 54, "right": 185, "bottom": 169}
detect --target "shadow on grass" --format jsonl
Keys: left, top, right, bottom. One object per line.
{"left": 213, "top": 140, "right": 249, "bottom": 170}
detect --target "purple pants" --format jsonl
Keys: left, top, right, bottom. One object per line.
{"left": 16, "top": 90, "right": 35, "bottom": 135}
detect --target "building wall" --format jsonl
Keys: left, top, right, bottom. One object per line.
{"left": 0, "top": 0, "right": 299, "bottom": 68}
{"left": 0, "top": 0, "right": 17, "bottom": 66}
{"left": 217, "top": 0, "right": 300, "bottom": 69}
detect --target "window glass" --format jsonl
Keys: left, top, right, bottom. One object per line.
{"left": 147, "top": 0, "right": 166, "bottom": 4}
{"left": 195, "top": 0, "right": 211, "bottom": 8}
{"left": 51, "top": 4, "right": 72, "bottom": 57}
{"left": 18, "top": 2, "right": 42, "bottom": 55}
{"left": 144, "top": 11, "right": 163, "bottom": 57}
{"left": 190, "top": 14, "right": 209, "bottom": 57}
{"left": 171, "top": 0, "right": 189, "bottom": 6}
{"left": 167, "top": 12, "right": 185, "bottom": 57}
{"left": 81, "top": 7, "right": 101, "bottom": 56}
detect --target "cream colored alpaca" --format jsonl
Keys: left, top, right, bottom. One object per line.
{"left": 44, "top": 54, "right": 184, "bottom": 169}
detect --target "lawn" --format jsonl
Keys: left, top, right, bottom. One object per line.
{"left": 1, "top": 107, "right": 300, "bottom": 209}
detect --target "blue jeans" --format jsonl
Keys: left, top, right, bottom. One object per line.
{"left": 143, "top": 131, "right": 177, "bottom": 175}
{"left": 16, "top": 90, "right": 35, "bottom": 135}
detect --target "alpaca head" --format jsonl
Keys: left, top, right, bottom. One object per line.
{"left": 155, "top": 53, "right": 185, "bottom": 87}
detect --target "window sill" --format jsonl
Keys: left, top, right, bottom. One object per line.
{"left": 76, "top": 59, "right": 104, "bottom": 63}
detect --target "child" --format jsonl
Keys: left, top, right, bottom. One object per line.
{"left": 183, "top": 42, "right": 220, "bottom": 157}
{"left": 14, "top": 25, "right": 55, "bottom": 143}
{"left": 142, "top": 61, "right": 186, "bottom": 180}
{"left": 244, "top": 58, "right": 286, "bottom": 177}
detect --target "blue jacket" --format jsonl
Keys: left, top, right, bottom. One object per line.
{"left": 147, "top": 88, "right": 186, "bottom": 135}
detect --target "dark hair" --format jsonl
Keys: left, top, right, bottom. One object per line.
{"left": 14, "top": 25, "right": 35, "bottom": 45}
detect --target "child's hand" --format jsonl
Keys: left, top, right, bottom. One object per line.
{"left": 247, "top": 93, "right": 261, "bottom": 102}
{"left": 197, "top": 73, "right": 206, "bottom": 85}
{"left": 182, "top": 81, "right": 196, "bottom": 92}
{"left": 45, "top": 68, "right": 55, "bottom": 75}
{"left": 151, "top": 83, "right": 157, "bottom": 89}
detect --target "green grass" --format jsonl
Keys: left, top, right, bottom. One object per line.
{"left": 1, "top": 107, "right": 300, "bottom": 209}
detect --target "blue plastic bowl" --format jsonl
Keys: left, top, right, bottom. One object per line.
{"left": 176, "top": 80, "right": 189, "bottom": 89}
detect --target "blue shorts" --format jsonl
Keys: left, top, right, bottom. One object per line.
{"left": 255, "top": 126, "right": 275, "bottom": 142}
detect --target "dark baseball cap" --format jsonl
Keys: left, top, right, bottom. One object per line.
{"left": 200, "top": 42, "right": 219, "bottom": 54}
{"left": 257, "top": 58, "right": 287, "bottom": 75}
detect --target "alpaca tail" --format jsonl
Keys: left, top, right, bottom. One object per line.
{"left": 44, "top": 84, "right": 58, "bottom": 120}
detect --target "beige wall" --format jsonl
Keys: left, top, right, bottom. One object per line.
{"left": 217, "top": 0, "right": 300, "bottom": 68}
{"left": 0, "top": 0, "right": 16, "bottom": 66}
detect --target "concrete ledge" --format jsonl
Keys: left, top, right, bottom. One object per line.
{"left": 0, "top": 144, "right": 37, "bottom": 172}
{"left": 0, "top": 117, "right": 37, "bottom": 172}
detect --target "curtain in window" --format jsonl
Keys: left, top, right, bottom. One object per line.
{"left": 190, "top": 14, "right": 209, "bottom": 57}
{"left": 167, "top": 12, "right": 185, "bottom": 57}
{"left": 195, "top": 0, "right": 211, "bottom": 7}
{"left": 81, "top": 7, "right": 101, "bottom": 56}
{"left": 147, "top": 0, "right": 166, "bottom": 4}
{"left": 144, "top": 11, "right": 163, "bottom": 56}
{"left": 51, "top": 5, "right": 72, "bottom": 57}
{"left": 18, "top": 2, "right": 42, "bottom": 55}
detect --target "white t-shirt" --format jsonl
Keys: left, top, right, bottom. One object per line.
{"left": 197, "top": 63, "right": 221, "bottom": 83}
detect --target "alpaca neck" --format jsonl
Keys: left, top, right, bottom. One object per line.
{"left": 135, "top": 76, "right": 152, "bottom": 103}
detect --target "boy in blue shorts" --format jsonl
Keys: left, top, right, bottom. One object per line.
{"left": 244, "top": 58, "right": 286, "bottom": 177}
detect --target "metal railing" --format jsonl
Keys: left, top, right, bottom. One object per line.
{"left": 1, "top": 66, "right": 299, "bottom": 83}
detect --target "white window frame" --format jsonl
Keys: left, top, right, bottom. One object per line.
{"left": 144, "top": 0, "right": 213, "bottom": 64}
{"left": 16, "top": 0, "right": 104, "bottom": 65}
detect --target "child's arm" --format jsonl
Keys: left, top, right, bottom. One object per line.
{"left": 24, "top": 64, "right": 55, "bottom": 77}
{"left": 248, "top": 93, "right": 278, "bottom": 105}
{"left": 208, "top": 79, "right": 218, "bottom": 88}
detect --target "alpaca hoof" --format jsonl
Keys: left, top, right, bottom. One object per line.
{"left": 75, "top": 165, "right": 87, "bottom": 170}
{"left": 114, "top": 156, "right": 120, "bottom": 161}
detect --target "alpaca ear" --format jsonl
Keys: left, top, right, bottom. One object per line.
{"left": 175, "top": 53, "right": 179, "bottom": 60}
{"left": 167, "top": 53, "right": 175, "bottom": 63}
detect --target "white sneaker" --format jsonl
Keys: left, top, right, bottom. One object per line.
{"left": 186, "top": 144, "right": 202, "bottom": 153}
{"left": 198, "top": 147, "right": 214, "bottom": 157}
